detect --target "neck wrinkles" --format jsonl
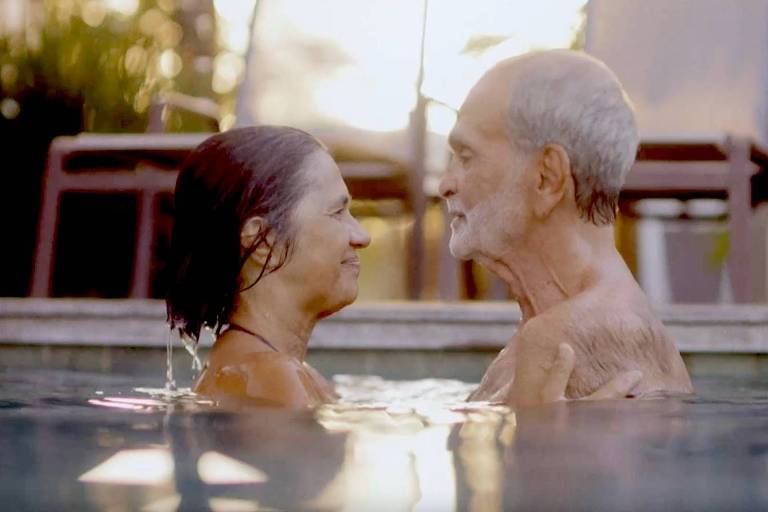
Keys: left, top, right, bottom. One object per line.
{"left": 493, "top": 221, "right": 611, "bottom": 322}
{"left": 229, "top": 282, "right": 316, "bottom": 361}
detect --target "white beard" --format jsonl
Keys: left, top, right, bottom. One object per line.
{"left": 448, "top": 191, "right": 528, "bottom": 261}
{"left": 448, "top": 214, "right": 471, "bottom": 260}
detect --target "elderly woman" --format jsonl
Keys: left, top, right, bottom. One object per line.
{"left": 167, "top": 126, "right": 636, "bottom": 408}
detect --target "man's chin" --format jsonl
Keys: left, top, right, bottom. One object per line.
{"left": 448, "top": 238, "right": 475, "bottom": 261}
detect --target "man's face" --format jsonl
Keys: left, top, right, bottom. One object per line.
{"left": 439, "top": 72, "right": 534, "bottom": 260}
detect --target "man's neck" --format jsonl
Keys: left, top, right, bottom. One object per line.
{"left": 228, "top": 276, "right": 316, "bottom": 361}
{"left": 489, "top": 218, "right": 620, "bottom": 323}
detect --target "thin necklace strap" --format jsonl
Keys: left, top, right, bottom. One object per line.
{"left": 226, "top": 322, "right": 280, "bottom": 353}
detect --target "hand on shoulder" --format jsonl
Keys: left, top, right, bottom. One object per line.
{"left": 507, "top": 320, "right": 643, "bottom": 407}
{"left": 539, "top": 343, "right": 643, "bottom": 403}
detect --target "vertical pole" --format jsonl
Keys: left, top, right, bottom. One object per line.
{"left": 31, "top": 142, "right": 64, "bottom": 296}
{"left": 407, "top": 0, "right": 429, "bottom": 299}
{"left": 130, "top": 189, "right": 155, "bottom": 298}
{"left": 725, "top": 136, "right": 756, "bottom": 302}
{"left": 233, "top": 0, "right": 263, "bottom": 127}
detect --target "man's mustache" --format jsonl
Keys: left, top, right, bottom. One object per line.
{"left": 446, "top": 202, "right": 465, "bottom": 217}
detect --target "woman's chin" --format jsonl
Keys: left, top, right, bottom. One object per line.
{"left": 316, "top": 288, "right": 358, "bottom": 319}
{"left": 338, "top": 285, "right": 359, "bottom": 308}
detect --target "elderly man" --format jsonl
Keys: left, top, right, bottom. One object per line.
{"left": 440, "top": 50, "right": 693, "bottom": 406}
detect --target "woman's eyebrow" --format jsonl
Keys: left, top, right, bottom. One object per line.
{"left": 333, "top": 195, "right": 351, "bottom": 208}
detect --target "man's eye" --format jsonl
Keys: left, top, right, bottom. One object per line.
{"left": 450, "top": 151, "right": 469, "bottom": 164}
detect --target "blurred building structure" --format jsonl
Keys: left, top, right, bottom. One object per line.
{"left": 17, "top": 0, "right": 768, "bottom": 303}
{"left": 587, "top": 0, "right": 768, "bottom": 302}
{"left": 25, "top": 0, "right": 590, "bottom": 301}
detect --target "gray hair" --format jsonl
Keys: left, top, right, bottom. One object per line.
{"left": 504, "top": 51, "right": 639, "bottom": 225}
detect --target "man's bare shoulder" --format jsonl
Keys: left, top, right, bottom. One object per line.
{"left": 514, "top": 290, "right": 614, "bottom": 347}
{"left": 522, "top": 284, "right": 656, "bottom": 337}
{"left": 516, "top": 286, "right": 692, "bottom": 398}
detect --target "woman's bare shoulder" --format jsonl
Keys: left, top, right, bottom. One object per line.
{"left": 197, "top": 352, "right": 316, "bottom": 408}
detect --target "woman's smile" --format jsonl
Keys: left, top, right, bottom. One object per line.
{"left": 341, "top": 255, "right": 361, "bottom": 274}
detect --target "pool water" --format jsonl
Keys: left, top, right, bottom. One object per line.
{"left": 1, "top": 367, "right": 768, "bottom": 511}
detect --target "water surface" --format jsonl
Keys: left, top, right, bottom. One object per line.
{"left": 1, "top": 368, "right": 767, "bottom": 511}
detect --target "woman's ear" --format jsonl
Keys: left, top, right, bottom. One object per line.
{"left": 533, "top": 143, "right": 572, "bottom": 219}
{"left": 241, "top": 216, "right": 277, "bottom": 267}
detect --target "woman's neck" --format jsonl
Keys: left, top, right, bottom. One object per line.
{"left": 228, "top": 279, "right": 317, "bottom": 361}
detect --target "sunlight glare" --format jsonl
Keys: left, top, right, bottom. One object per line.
{"left": 310, "top": 407, "right": 457, "bottom": 511}
{"left": 78, "top": 448, "right": 174, "bottom": 485}
{"left": 213, "top": 0, "right": 257, "bottom": 54}
{"left": 105, "top": 0, "right": 139, "bottom": 16}
{"left": 142, "top": 494, "right": 181, "bottom": 512}
{"left": 212, "top": 51, "right": 244, "bottom": 94}
{"left": 81, "top": 1, "right": 107, "bottom": 27}
{"left": 208, "top": 497, "right": 261, "bottom": 512}
{"left": 158, "top": 49, "right": 183, "bottom": 78}
{"left": 246, "top": 0, "right": 587, "bottom": 135}
{"left": 313, "top": 67, "right": 416, "bottom": 132}
{"left": 197, "top": 451, "right": 269, "bottom": 485}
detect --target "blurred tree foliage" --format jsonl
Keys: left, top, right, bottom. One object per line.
{"left": 1, "top": 0, "right": 216, "bottom": 132}
{"left": 0, "top": 0, "right": 217, "bottom": 296}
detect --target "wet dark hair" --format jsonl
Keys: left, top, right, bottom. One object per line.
{"left": 166, "top": 126, "right": 323, "bottom": 343}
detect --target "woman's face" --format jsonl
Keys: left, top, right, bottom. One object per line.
{"left": 281, "top": 149, "right": 371, "bottom": 316}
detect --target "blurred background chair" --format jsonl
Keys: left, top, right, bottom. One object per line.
{"left": 31, "top": 130, "right": 211, "bottom": 299}
{"left": 31, "top": 0, "right": 429, "bottom": 299}
{"left": 30, "top": 0, "right": 768, "bottom": 303}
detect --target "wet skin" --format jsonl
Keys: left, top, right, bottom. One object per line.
{"left": 440, "top": 52, "right": 692, "bottom": 407}
{"left": 194, "top": 147, "right": 641, "bottom": 408}
{"left": 195, "top": 150, "right": 369, "bottom": 408}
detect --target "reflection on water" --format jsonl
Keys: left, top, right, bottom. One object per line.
{"left": 2, "top": 369, "right": 768, "bottom": 510}
{"left": 312, "top": 408, "right": 459, "bottom": 511}
{"left": 78, "top": 447, "right": 175, "bottom": 485}
{"left": 197, "top": 451, "right": 269, "bottom": 485}
{"left": 308, "top": 376, "right": 510, "bottom": 510}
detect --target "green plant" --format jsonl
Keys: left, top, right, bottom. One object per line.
{"left": 1, "top": 0, "right": 216, "bottom": 133}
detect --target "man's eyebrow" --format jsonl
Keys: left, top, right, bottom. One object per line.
{"left": 448, "top": 132, "right": 471, "bottom": 151}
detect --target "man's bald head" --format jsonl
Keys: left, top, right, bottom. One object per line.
{"left": 474, "top": 50, "right": 639, "bottom": 224}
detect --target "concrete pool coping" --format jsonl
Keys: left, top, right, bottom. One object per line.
{"left": 2, "top": 298, "right": 768, "bottom": 353}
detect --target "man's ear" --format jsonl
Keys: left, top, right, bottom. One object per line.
{"left": 241, "top": 216, "right": 277, "bottom": 267}
{"left": 533, "top": 143, "right": 571, "bottom": 219}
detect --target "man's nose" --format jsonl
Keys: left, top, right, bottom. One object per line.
{"left": 438, "top": 167, "right": 457, "bottom": 199}
{"left": 350, "top": 218, "right": 371, "bottom": 249}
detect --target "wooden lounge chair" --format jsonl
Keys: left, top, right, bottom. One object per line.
{"left": 30, "top": 127, "right": 420, "bottom": 298}
{"left": 31, "top": 0, "right": 431, "bottom": 299}
{"left": 624, "top": 136, "right": 766, "bottom": 302}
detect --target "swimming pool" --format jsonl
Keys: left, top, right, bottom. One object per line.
{"left": 2, "top": 299, "right": 768, "bottom": 510}
{"left": 1, "top": 362, "right": 767, "bottom": 511}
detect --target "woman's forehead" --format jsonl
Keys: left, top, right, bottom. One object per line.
{"left": 301, "top": 150, "right": 347, "bottom": 195}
